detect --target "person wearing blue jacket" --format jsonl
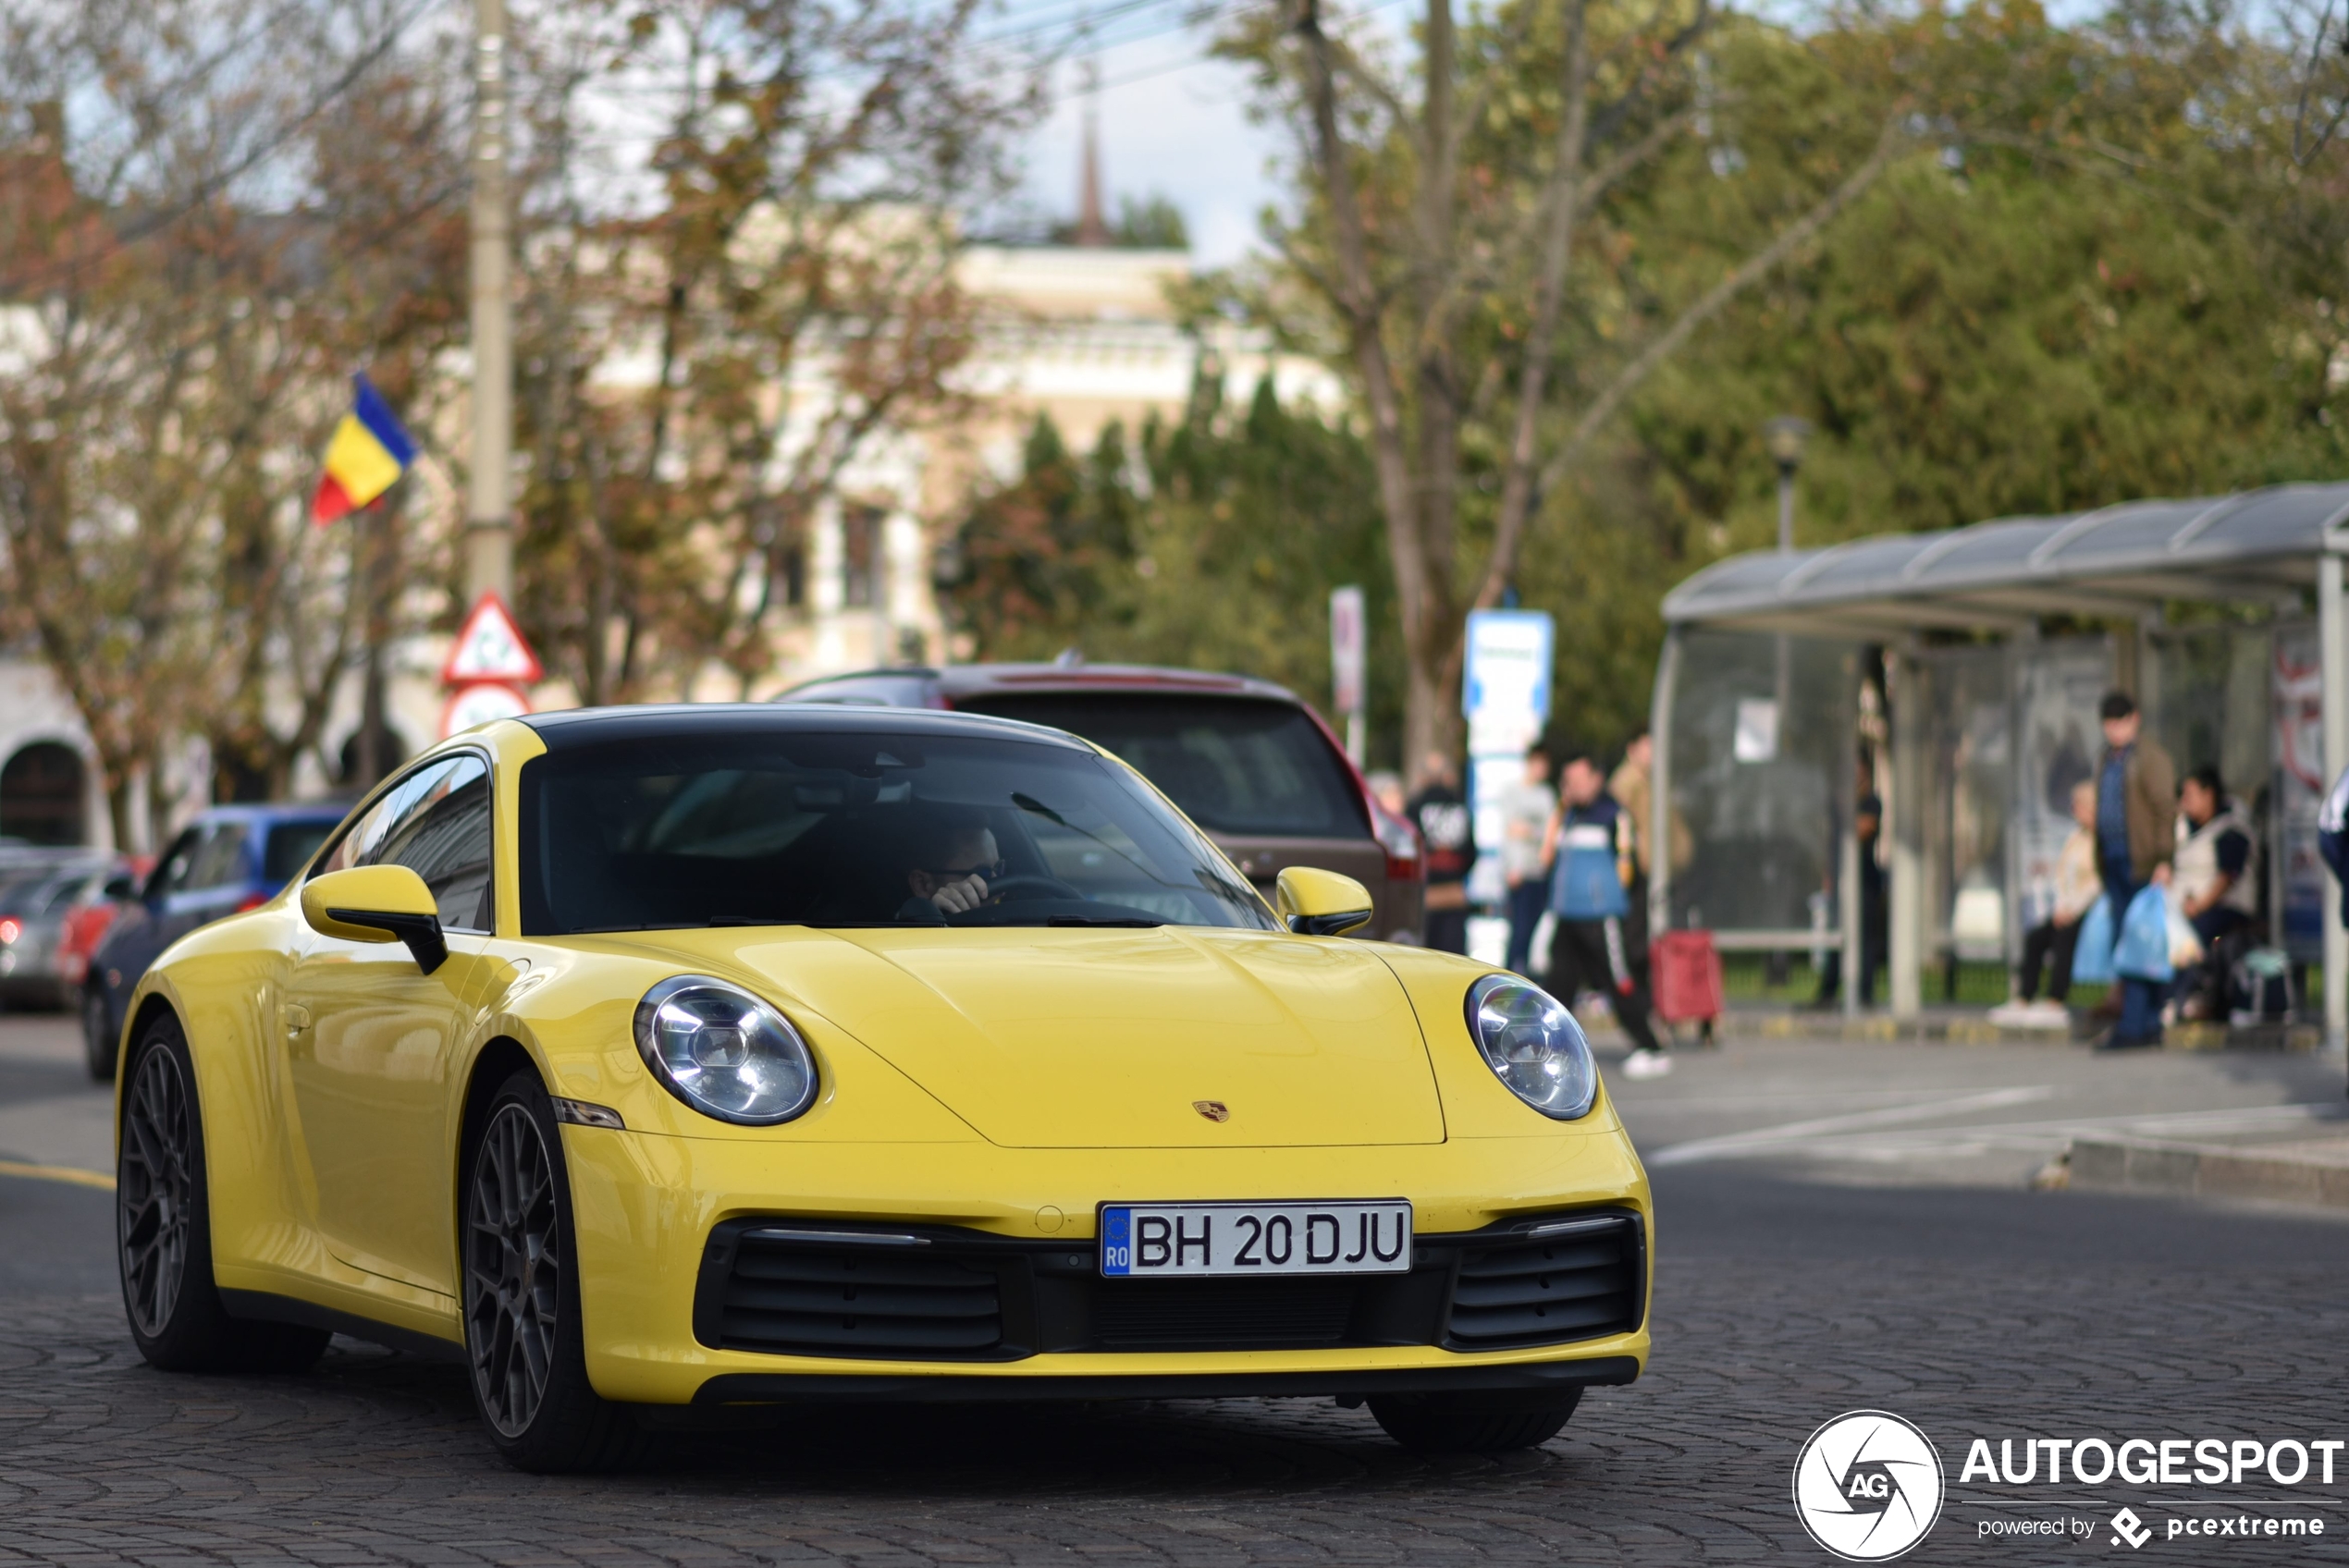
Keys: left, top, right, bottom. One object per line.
{"left": 1542, "top": 746, "right": 1669, "bottom": 1079}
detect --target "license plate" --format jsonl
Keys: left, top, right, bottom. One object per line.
{"left": 1098, "top": 1200, "right": 1412, "bottom": 1278}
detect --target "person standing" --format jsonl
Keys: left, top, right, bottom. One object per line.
{"left": 2171, "top": 766, "right": 2257, "bottom": 1021}
{"left": 1543, "top": 747, "right": 1670, "bottom": 1078}
{"left": 1812, "top": 754, "right": 1887, "bottom": 1008}
{"left": 1408, "top": 750, "right": 1474, "bottom": 953}
{"left": 1497, "top": 751, "right": 1556, "bottom": 975}
{"left": 2094, "top": 691, "right": 2176, "bottom": 1047}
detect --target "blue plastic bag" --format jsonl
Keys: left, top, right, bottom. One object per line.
{"left": 2110, "top": 884, "right": 2175, "bottom": 983}
{"left": 2069, "top": 895, "right": 2115, "bottom": 986}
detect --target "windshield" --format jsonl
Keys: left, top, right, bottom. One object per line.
{"left": 517, "top": 729, "right": 1276, "bottom": 936}
{"left": 951, "top": 694, "right": 1368, "bottom": 839}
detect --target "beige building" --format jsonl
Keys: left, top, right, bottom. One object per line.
{"left": 0, "top": 239, "right": 1345, "bottom": 850}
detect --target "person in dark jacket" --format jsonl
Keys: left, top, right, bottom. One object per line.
{"left": 2095, "top": 692, "right": 2176, "bottom": 1047}
{"left": 1408, "top": 751, "right": 1474, "bottom": 953}
{"left": 1542, "top": 746, "right": 1668, "bottom": 1078}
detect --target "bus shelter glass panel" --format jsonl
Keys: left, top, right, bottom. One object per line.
{"left": 1666, "top": 631, "right": 1858, "bottom": 934}
{"left": 1918, "top": 645, "right": 2012, "bottom": 975}
{"left": 2274, "top": 621, "right": 2325, "bottom": 958}
{"left": 2010, "top": 638, "right": 2110, "bottom": 959}
{"left": 2150, "top": 625, "right": 2271, "bottom": 807}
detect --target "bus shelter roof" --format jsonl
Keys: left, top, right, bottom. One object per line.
{"left": 1661, "top": 483, "right": 2349, "bottom": 637}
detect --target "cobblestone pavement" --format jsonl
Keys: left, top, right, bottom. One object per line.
{"left": 4, "top": 1026, "right": 2347, "bottom": 1566}
{"left": 4, "top": 1170, "right": 2345, "bottom": 1567}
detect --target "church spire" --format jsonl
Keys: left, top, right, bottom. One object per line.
{"left": 1075, "top": 45, "right": 1108, "bottom": 246}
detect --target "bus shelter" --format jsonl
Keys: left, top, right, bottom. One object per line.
{"left": 1651, "top": 483, "right": 2349, "bottom": 1039}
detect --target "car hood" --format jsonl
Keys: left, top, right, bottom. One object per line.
{"left": 694, "top": 925, "right": 1446, "bottom": 1148}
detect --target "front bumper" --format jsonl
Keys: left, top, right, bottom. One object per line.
{"left": 562, "top": 1126, "right": 1652, "bottom": 1406}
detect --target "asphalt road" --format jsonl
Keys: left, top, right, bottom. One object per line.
{"left": 1, "top": 1018, "right": 2345, "bottom": 1565}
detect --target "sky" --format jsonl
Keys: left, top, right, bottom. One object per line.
{"left": 1002, "top": 1, "right": 1292, "bottom": 266}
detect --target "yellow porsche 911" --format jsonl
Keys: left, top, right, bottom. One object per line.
{"left": 114, "top": 704, "right": 1651, "bottom": 1471}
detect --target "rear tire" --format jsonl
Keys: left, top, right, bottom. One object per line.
{"left": 461, "top": 1069, "right": 647, "bottom": 1473}
{"left": 83, "top": 987, "right": 117, "bottom": 1083}
{"left": 117, "top": 1012, "right": 330, "bottom": 1374}
{"left": 1367, "top": 1388, "right": 1581, "bottom": 1454}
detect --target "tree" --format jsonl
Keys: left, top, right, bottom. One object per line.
{"left": 1219, "top": 0, "right": 1910, "bottom": 762}
{"left": 0, "top": 0, "right": 469, "bottom": 839}
{"left": 947, "top": 376, "right": 1405, "bottom": 755}
{"left": 509, "top": 0, "right": 1043, "bottom": 704}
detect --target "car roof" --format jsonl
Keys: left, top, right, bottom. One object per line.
{"left": 787, "top": 663, "right": 1310, "bottom": 706}
{"left": 518, "top": 702, "right": 1098, "bottom": 753}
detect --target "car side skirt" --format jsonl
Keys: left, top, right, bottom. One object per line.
{"left": 691, "top": 1354, "right": 1640, "bottom": 1405}
{"left": 217, "top": 1287, "right": 468, "bottom": 1365}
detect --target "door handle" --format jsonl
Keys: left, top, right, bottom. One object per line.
{"left": 281, "top": 1003, "right": 311, "bottom": 1037}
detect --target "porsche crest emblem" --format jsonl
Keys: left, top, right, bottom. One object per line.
{"left": 1192, "top": 1099, "right": 1230, "bottom": 1123}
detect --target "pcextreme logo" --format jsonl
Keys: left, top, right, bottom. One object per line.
{"left": 1792, "top": 1410, "right": 1948, "bottom": 1562}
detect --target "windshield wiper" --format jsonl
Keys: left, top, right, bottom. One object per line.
{"left": 1038, "top": 914, "right": 1162, "bottom": 927}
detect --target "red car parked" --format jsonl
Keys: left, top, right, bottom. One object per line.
{"left": 775, "top": 663, "right": 1425, "bottom": 942}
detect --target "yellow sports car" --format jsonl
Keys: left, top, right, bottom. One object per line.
{"left": 115, "top": 704, "right": 1651, "bottom": 1470}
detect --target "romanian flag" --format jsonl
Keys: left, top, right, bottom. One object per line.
{"left": 310, "top": 374, "right": 417, "bottom": 524}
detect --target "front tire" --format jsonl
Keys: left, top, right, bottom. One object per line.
{"left": 462, "top": 1069, "right": 646, "bottom": 1473}
{"left": 84, "top": 987, "right": 117, "bottom": 1083}
{"left": 117, "top": 1012, "right": 330, "bottom": 1374}
{"left": 1367, "top": 1388, "right": 1581, "bottom": 1454}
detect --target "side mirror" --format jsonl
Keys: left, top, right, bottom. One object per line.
{"left": 300, "top": 865, "right": 448, "bottom": 974}
{"left": 1275, "top": 866, "right": 1374, "bottom": 938}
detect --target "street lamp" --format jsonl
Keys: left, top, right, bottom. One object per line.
{"left": 1764, "top": 415, "right": 1812, "bottom": 553}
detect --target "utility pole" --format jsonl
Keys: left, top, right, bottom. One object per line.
{"left": 467, "top": 0, "right": 513, "bottom": 606}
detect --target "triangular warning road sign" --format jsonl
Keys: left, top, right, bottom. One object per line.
{"left": 440, "top": 592, "right": 544, "bottom": 686}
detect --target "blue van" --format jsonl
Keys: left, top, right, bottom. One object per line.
{"left": 82, "top": 802, "right": 348, "bottom": 1079}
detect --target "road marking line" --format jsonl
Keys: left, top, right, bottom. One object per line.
{"left": 1645, "top": 1086, "right": 2055, "bottom": 1167}
{"left": 0, "top": 1158, "right": 114, "bottom": 1191}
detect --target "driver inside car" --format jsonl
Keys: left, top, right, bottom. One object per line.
{"left": 899, "top": 813, "right": 1004, "bottom": 920}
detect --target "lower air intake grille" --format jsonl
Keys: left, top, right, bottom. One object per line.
{"left": 716, "top": 1233, "right": 1003, "bottom": 1357}
{"left": 1445, "top": 1218, "right": 1642, "bottom": 1350}
{"left": 1090, "top": 1278, "right": 1359, "bottom": 1350}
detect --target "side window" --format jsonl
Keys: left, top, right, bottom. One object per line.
{"left": 313, "top": 754, "right": 495, "bottom": 931}
{"left": 186, "top": 824, "right": 250, "bottom": 889}
{"left": 149, "top": 827, "right": 204, "bottom": 899}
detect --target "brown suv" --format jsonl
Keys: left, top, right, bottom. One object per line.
{"left": 773, "top": 664, "right": 1424, "bottom": 941}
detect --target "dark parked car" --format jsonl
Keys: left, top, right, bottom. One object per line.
{"left": 82, "top": 802, "right": 347, "bottom": 1080}
{"left": 0, "top": 857, "right": 115, "bottom": 1009}
{"left": 774, "top": 664, "right": 1424, "bottom": 941}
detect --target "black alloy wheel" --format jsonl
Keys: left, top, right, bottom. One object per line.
{"left": 83, "top": 986, "right": 117, "bottom": 1082}
{"left": 118, "top": 1040, "right": 191, "bottom": 1339}
{"left": 117, "top": 1012, "right": 329, "bottom": 1373}
{"left": 461, "top": 1071, "right": 646, "bottom": 1472}
{"left": 466, "top": 1097, "right": 561, "bottom": 1437}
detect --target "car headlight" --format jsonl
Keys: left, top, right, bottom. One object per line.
{"left": 633, "top": 975, "right": 818, "bottom": 1125}
{"left": 1465, "top": 974, "right": 1597, "bottom": 1120}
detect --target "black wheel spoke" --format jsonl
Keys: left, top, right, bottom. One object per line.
{"left": 464, "top": 1099, "right": 560, "bottom": 1439}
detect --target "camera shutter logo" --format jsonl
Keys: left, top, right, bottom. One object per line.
{"left": 1791, "top": 1410, "right": 1946, "bottom": 1562}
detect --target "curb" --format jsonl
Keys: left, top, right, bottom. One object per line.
{"left": 1579, "top": 1013, "right": 2323, "bottom": 1051}
{"left": 2066, "top": 1136, "right": 2349, "bottom": 1210}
